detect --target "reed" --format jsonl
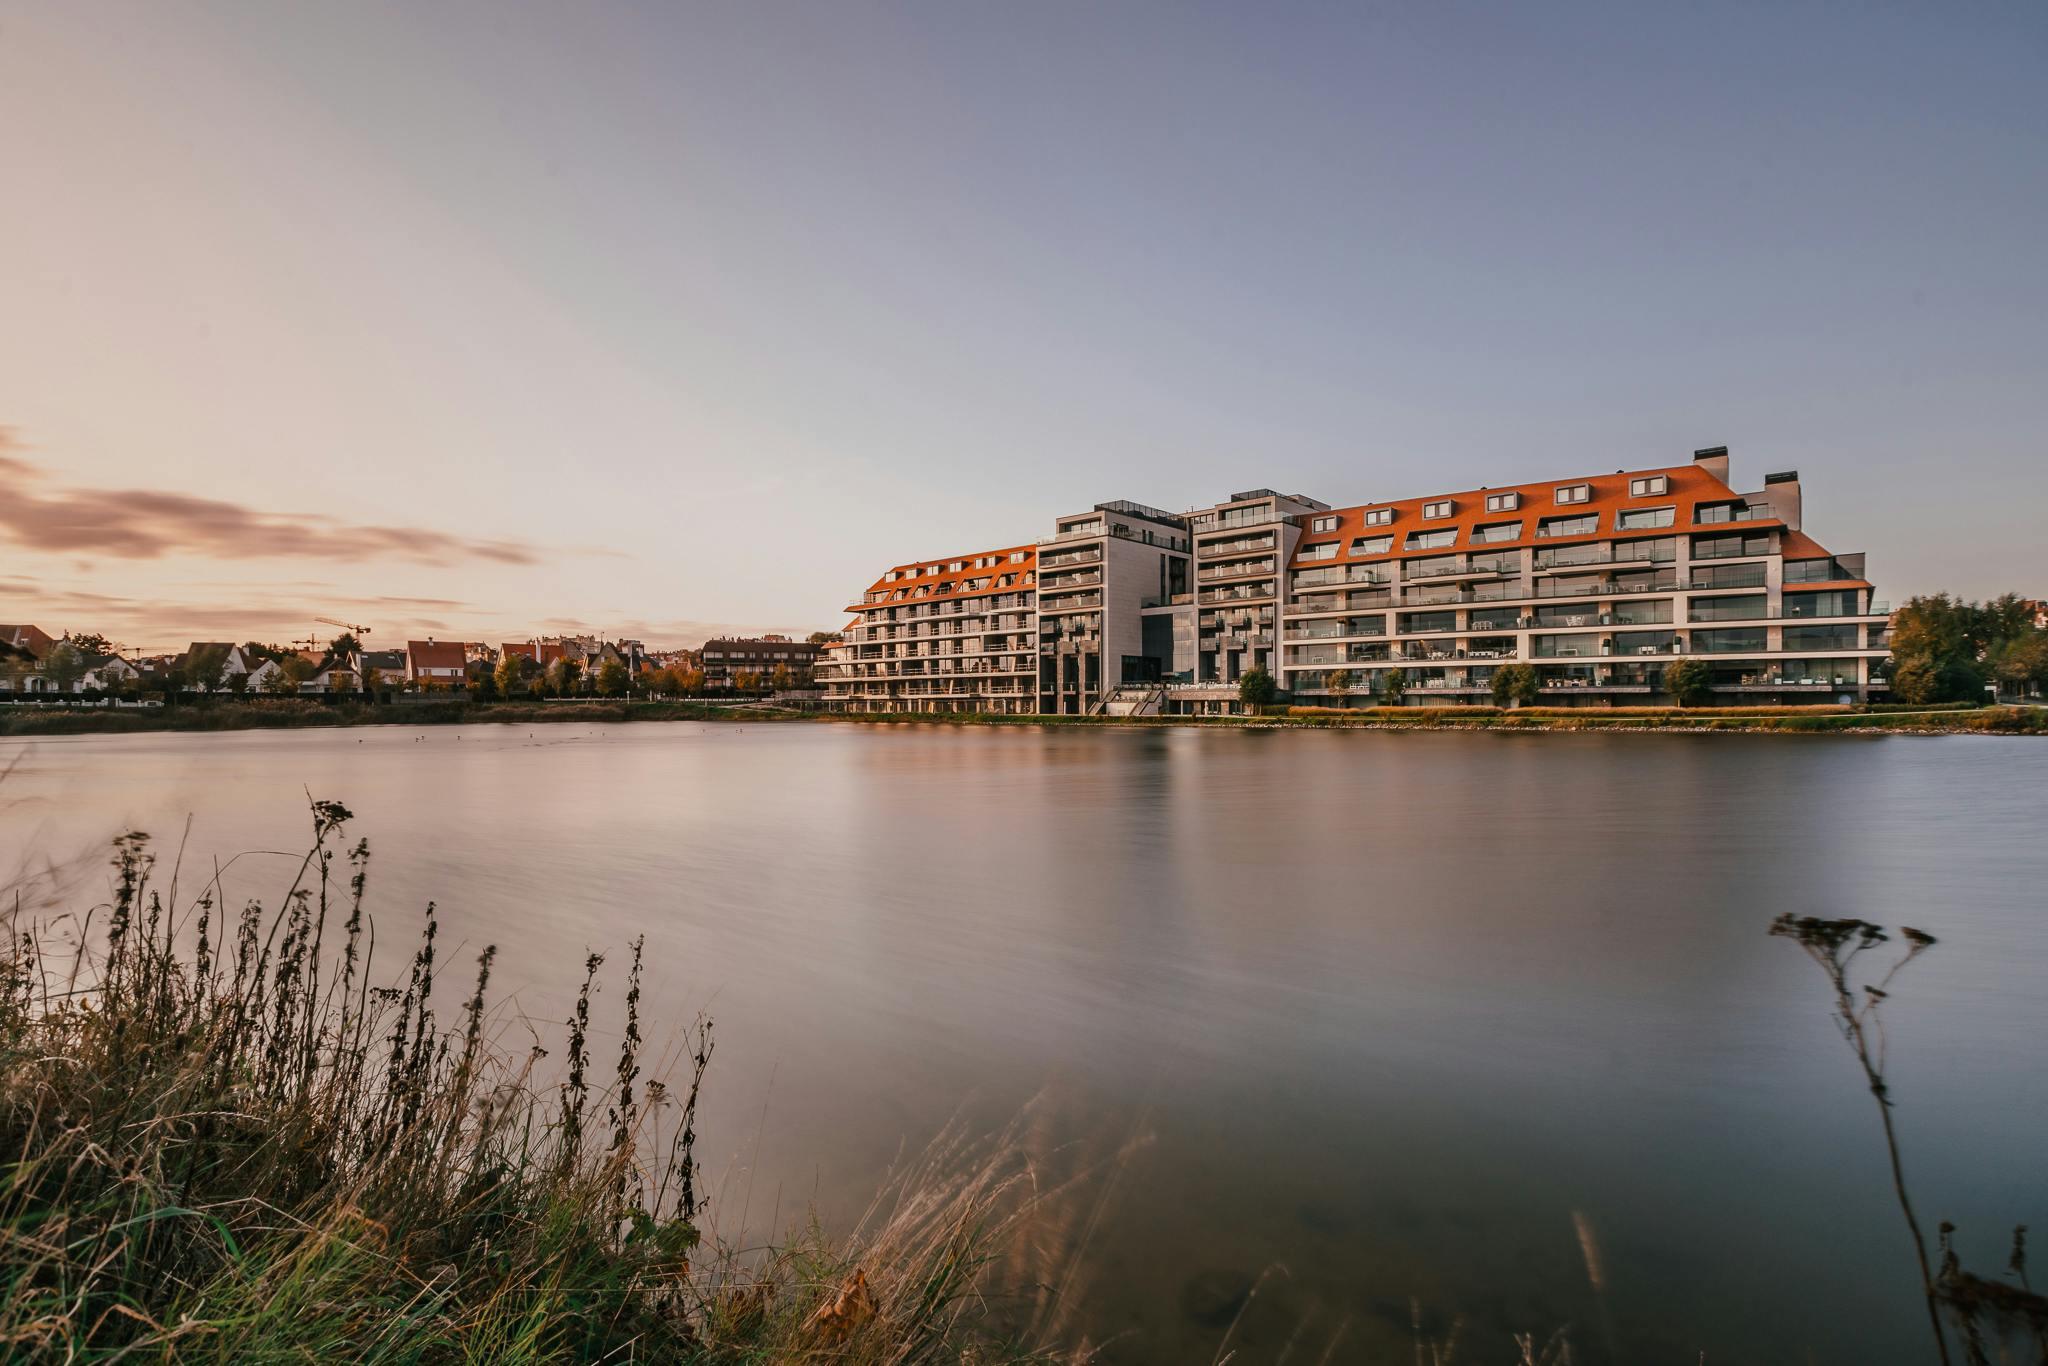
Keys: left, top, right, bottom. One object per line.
{"left": 0, "top": 798, "right": 1080, "bottom": 1362}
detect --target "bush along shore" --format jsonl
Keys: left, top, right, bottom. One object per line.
{"left": 3, "top": 696, "right": 2043, "bottom": 737}
{"left": 0, "top": 801, "right": 1083, "bottom": 1362}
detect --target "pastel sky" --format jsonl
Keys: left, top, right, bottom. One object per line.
{"left": 3, "top": 1, "right": 2043, "bottom": 653}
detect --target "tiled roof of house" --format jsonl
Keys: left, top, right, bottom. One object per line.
{"left": 406, "top": 640, "right": 467, "bottom": 671}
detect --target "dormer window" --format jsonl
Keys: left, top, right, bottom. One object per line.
{"left": 1405, "top": 529, "right": 1458, "bottom": 551}
{"left": 1554, "top": 483, "right": 1591, "bottom": 505}
{"left": 1297, "top": 542, "right": 1338, "bottom": 561}
{"left": 1350, "top": 534, "right": 1393, "bottom": 556}
{"left": 1310, "top": 515, "right": 1339, "bottom": 533}
{"left": 1009, "top": 551, "right": 1027, "bottom": 563}
{"left": 1629, "top": 475, "right": 1669, "bottom": 498}
{"left": 1422, "top": 500, "right": 1454, "bottom": 519}
{"left": 1363, "top": 507, "right": 1394, "bottom": 527}
{"left": 1485, "top": 492, "right": 1521, "bottom": 512}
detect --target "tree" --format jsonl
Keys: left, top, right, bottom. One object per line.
{"left": 226, "top": 669, "right": 248, "bottom": 697}
{"left": 1978, "top": 593, "right": 2036, "bottom": 647}
{"left": 679, "top": 668, "right": 706, "bottom": 697}
{"left": 41, "top": 641, "right": 86, "bottom": 693}
{"left": 1323, "top": 669, "right": 1351, "bottom": 706}
{"left": 183, "top": 644, "right": 230, "bottom": 694}
{"left": 806, "top": 630, "right": 839, "bottom": 645}
{"left": 495, "top": 651, "right": 525, "bottom": 698}
{"left": 66, "top": 632, "right": 113, "bottom": 659}
{"left": 547, "top": 659, "right": 581, "bottom": 696}
{"left": 262, "top": 667, "right": 297, "bottom": 696}
{"left": 734, "top": 669, "right": 762, "bottom": 692}
{"left": 470, "top": 668, "right": 498, "bottom": 702}
{"left": 1664, "top": 657, "right": 1714, "bottom": 707}
{"left": 596, "top": 658, "right": 629, "bottom": 697}
{"left": 281, "top": 655, "right": 319, "bottom": 687}
{"left": 1237, "top": 665, "right": 1277, "bottom": 710}
{"left": 770, "top": 663, "right": 795, "bottom": 692}
{"left": 1380, "top": 667, "right": 1407, "bottom": 705}
{"left": 1989, "top": 631, "right": 2048, "bottom": 697}
{"left": 1490, "top": 662, "right": 1541, "bottom": 708}
{"left": 329, "top": 633, "right": 361, "bottom": 659}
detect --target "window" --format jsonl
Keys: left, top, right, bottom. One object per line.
{"left": 1537, "top": 513, "right": 1600, "bottom": 538}
{"left": 1786, "top": 590, "right": 1860, "bottom": 618}
{"left": 1690, "top": 593, "right": 1767, "bottom": 622}
{"left": 1471, "top": 521, "right": 1522, "bottom": 544}
{"left": 1423, "top": 500, "right": 1454, "bottom": 519}
{"left": 1350, "top": 535, "right": 1393, "bottom": 556}
{"left": 1009, "top": 551, "right": 1027, "bottom": 563}
{"left": 1784, "top": 624, "right": 1860, "bottom": 651}
{"left": 1485, "top": 492, "right": 1521, "bottom": 512}
{"left": 1297, "top": 542, "right": 1337, "bottom": 561}
{"left": 1616, "top": 507, "right": 1675, "bottom": 531}
{"left": 1398, "top": 611, "right": 1456, "bottom": 635}
{"left": 1692, "top": 627, "right": 1767, "bottom": 653}
{"left": 1694, "top": 502, "right": 1752, "bottom": 525}
{"left": 1693, "top": 532, "right": 1772, "bottom": 560}
{"left": 1783, "top": 558, "right": 1843, "bottom": 584}
{"left": 1404, "top": 529, "right": 1457, "bottom": 551}
{"left": 1554, "top": 483, "right": 1591, "bottom": 505}
{"left": 1363, "top": 507, "right": 1394, "bottom": 526}
{"left": 1310, "top": 515, "right": 1339, "bottom": 533}
{"left": 1629, "top": 475, "right": 1669, "bottom": 498}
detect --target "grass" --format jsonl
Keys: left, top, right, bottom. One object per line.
{"left": 0, "top": 799, "right": 1086, "bottom": 1362}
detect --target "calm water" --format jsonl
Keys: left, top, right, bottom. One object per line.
{"left": 4, "top": 723, "right": 2044, "bottom": 1362}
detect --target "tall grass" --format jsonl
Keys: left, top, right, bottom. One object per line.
{"left": 0, "top": 799, "right": 1083, "bottom": 1362}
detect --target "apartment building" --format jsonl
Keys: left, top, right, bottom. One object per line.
{"left": 816, "top": 545, "right": 1040, "bottom": 713}
{"left": 1276, "top": 448, "right": 1888, "bottom": 704}
{"left": 819, "top": 447, "right": 1892, "bottom": 712}
{"left": 1037, "top": 501, "right": 1190, "bottom": 714}
{"left": 699, "top": 635, "right": 819, "bottom": 686}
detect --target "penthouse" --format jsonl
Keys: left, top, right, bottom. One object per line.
{"left": 817, "top": 447, "right": 1892, "bottom": 713}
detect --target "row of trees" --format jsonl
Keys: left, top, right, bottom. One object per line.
{"left": 1889, "top": 592, "right": 2046, "bottom": 705}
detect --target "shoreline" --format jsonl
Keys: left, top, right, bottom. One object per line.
{"left": 3, "top": 697, "right": 2040, "bottom": 738}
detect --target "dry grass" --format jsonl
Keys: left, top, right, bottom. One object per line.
{"left": 0, "top": 798, "right": 1092, "bottom": 1362}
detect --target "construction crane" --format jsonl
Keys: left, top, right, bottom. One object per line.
{"left": 315, "top": 617, "right": 372, "bottom": 638}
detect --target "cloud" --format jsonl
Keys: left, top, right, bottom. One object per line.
{"left": 0, "top": 436, "right": 538, "bottom": 566}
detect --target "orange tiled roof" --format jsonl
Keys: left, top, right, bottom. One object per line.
{"left": 847, "top": 543, "right": 1039, "bottom": 614}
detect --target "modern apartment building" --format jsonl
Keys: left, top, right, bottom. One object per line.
{"left": 818, "top": 447, "right": 1892, "bottom": 712}
{"left": 818, "top": 545, "right": 1041, "bottom": 713}
{"left": 1037, "top": 501, "right": 1190, "bottom": 714}
{"left": 699, "top": 635, "right": 819, "bottom": 686}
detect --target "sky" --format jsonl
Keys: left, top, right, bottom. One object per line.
{"left": 2, "top": 1, "right": 2043, "bottom": 654}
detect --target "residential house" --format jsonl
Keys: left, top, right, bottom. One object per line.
{"left": 700, "top": 635, "right": 819, "bottom": 687}
{"left": 405, "top": 639, "right": 468, "bottom": 687}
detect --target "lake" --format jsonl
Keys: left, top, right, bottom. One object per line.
{"left": 3, "top": 722, "right": 2043, "bottom": 1363}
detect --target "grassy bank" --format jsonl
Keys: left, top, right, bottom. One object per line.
{"left": 0, "top": 803, "right": 1079, "bottom": 1362}
{"left": 6, "top": 697, "right": 2043, "bottom": 738}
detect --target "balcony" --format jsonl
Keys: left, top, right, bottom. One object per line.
{"left": 1198, "top": 560, "right": 1276, "bottom": 582}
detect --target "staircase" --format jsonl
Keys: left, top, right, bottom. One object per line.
{"left": 1096, "top": 683, "right": 1167, "bottom": 717}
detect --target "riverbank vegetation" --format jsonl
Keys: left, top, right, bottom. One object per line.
{"left": 0, "top": 803, "right": 1082, "bottom": 1362}
{"left": 6, "top": 695, "right": 2043, "bottom": 738}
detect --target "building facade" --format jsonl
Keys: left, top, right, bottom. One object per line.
{"left": 699, "top": 635, "right": 820, "bottom": 687}
{"left": 818, "top": 448, "right": 1892, "bottom": 712}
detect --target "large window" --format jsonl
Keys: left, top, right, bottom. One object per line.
{"left": 1690, "top": 593, "right": 1767, "bottom": 622}
{"left": 1614, "top": 630, "right": 1678, "bottom": 654}
{"left": 1784, "top": 624, "right": 1860, "bottom": 651}
{"left": 1533, "top": 603, "right": 1603, "bottom": 627}
{"left": 1398, "top": 611, "right": 1456, "bottom": 635}
{"left": 1615, "top": 506, "right": 1675, "bottom": 531}
{"left": 1786, "top": 590, "right": 1860, "bottom": 618}
{"left": 1405, "top": 554, "right": 1461, "bottom": 578}
{"left": 1538, "top": 513, "right": 1600, "bottom": 538}
{"left": 1471, "top": 520, "right": 1522, "bottom": 544}
{"left": 1692, "top": 562, "right": 1766, "bottom": 589}
{"left": 1784, "top": 558, "right": 1848, "bottom": 584}
{"left": 1610, "top": 600, "right": 1673, "bottom": 626}
{"left": 1693, "top": 531, "right": 1772, "bottom": 560}
{"left": 1694, "top": 502, "right": 1753, "bottom": 525}
{"left": 1534, "top": 633, "right": 1600, "bottom": 658}
{"left": 1612, "top": 537, "right": 1676, "bottom": 564}
{"left": 1297, "top": 542, "right": 1337, "bottom": 561}
{"left": 1351, "top": 534, "right": 1392, "bottom": 556}
{"left": 1692, "top": 628, "right": 1767, "bottom": 653}
{"left": 1405, "top": 529, "right": 1458, "bottom": 551}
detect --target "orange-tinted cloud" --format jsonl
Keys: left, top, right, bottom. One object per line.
{"left": 0, "top": 434, "right": 536, "bottom": 565}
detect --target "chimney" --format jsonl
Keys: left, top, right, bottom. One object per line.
{"left": 1692, "top": 445, "right": 1730, "bottom": 484}
{"left": 1751, "top": 469, "right": 1804, "bottom": 531}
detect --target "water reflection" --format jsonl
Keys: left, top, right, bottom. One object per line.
{"left": 1, "top": 724, "right": 2043, "bottom": 1364}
